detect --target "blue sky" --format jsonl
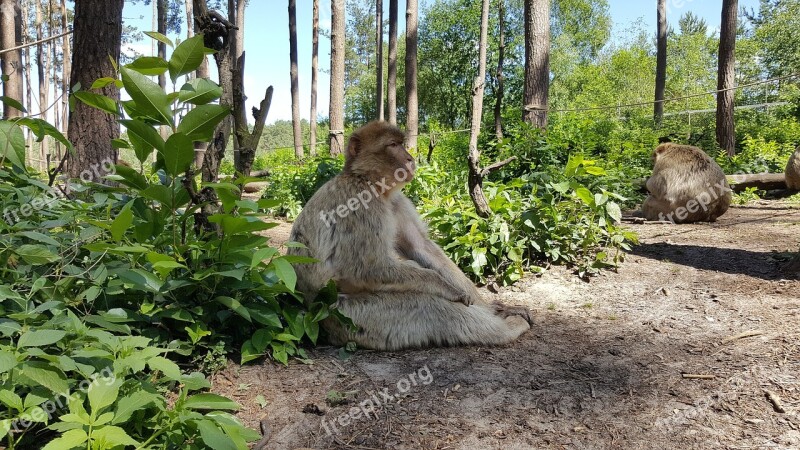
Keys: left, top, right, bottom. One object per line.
{"left": 122, "top": 0, "right": 761, "bottom": 125}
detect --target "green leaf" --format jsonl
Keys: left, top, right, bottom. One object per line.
{"left": 168, "top": 34, "right": 206, "bottom": 82}
{"left": 13, "top": 117, "right": 72, "bottom": 151}
{"left": 196, "top": 419, "right": 238, "bottom": 450}
{"left": 73, "top": 91, "right": 119, "bottom": 115}
{"left": 111, "top": 201, "right": 134, "bottom": 242}
{"left": 0, "top": 96, "right": 26, "bottom": 112}
{"left": 117, "top": 268, "right": 164, "bottom": 293}
{"left": 87, "top": 378, "right": 122, "bottom": 416}
{"left": 127, "top": 56, "right": 169, "bottom": 76}
{"left": 271, "top": 258, "right": 297, "bottom": 292}
{"left": 18, "top": 329, "right": 67, "bottom": 347}
{"left": 119, "top": 67, "right": 173, "bottom": 126}
{"left": 606, "top": 201, "right": 622, "bottom": 223}
{"left": 214, "top": 296, "right": 252, "bottom": 322}
{"left": 184, "top": 393, "right": 240, "bottom": 411}
{"left": 0, "top": 389, "right": 23, "bottom": 411}
{"left": 120, "top": 119, "right": 165, "bottom": 163}
{"left": 90, "top": 77, "right": 122, "bottom": 89}
{"left": 112, "top": 391, "right": 160, "bottom": 424}
{"left": 575, "top": 187, "right": 595, "bottom": 206}
{"left": 160, "top": 132, "right": 194, "bottom": 177}
{"left": 179, "top": 78, "right": 223, "bottom": 105}
{"left": 0, "top": 351, "right": 17, "bottom": 373}
{"left": 148, "top": 356, "right": 182, "bottom": 381}
{"left": 110, "top": 164, "right": 149, "bottom": 191}
{"left": 41, "top": 429, "right": 88, "bottom": 450}
{"left": 91, "top": 425, "right": 140, "bottom": 448}
{"left": 177, "top": 104, "right": 230, "bottom": 141}
{"left": 19, "top": 363, "right": 69, "bottom": 394}
{"left": 0, "top": 120, "right": 26, "bottom": 169}
{"left": 144, "top": 31, "right": 173, "bottom": 48}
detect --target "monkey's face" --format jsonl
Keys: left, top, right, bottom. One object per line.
{"left": 383, "top": 136, "right": 416, "bottom": 184}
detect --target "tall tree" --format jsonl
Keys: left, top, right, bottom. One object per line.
{"left": 288, "top": 0, "right": 303, "bottom": 158}
{"left": 157, "top": 0, "right": 166, "bottom": 89}
{"left": 309, "top": 0, "right": 319, "bottom": 156}
{"left": 523, "top": 0, "right": 550, "bottom": 128}
{"left": 404, "top": 0, "right": 418, "bottom": 150}
{"left": 35, "top": 0, "right": 48, "bottom": 170}
{"left": 654, "top": 0, "right": 666, "bottom": 124}
{"left": 329, "top": 0, "right": 345, "bottom": 155}
{"left": 494, "top": 0, "right": 505, "bottom": 140}
{"left": 66, "top": 0, "right": 124, "bottom": 178}
{"left": 61, "top": 0, "right": 70, "bottom": 137}
{"left": 386, "top": 0, "right": 397, "bottom": 124}
{"left": 0, "top": 0, "right": 23, "bottom": 118}
{"left": 469, "top": 0, "right": 491, "bottom": 217}
{"left": 375, "top": 0, "right": 384, "bottom": 120}
{"left": 716, "top": 0, "right": 737, "bottom": 156}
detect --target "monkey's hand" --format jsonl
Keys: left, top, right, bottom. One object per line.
{"left": 492, "top": 301, "right": 533, "bottom": 326}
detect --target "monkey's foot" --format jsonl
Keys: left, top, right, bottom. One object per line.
{"left": 492, "top": 301, "right": 533, "bottom": 326}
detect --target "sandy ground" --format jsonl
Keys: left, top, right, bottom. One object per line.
{"left": 216, "top": 202, "right": 800, "bottom": 450}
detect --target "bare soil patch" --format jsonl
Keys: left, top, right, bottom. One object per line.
{"left": 215, "top": 203, "right": 800, "bottom": 450}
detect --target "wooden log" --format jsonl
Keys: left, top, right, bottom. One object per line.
{"left": 243, "top": 181, "right": 269, "bottom": 193}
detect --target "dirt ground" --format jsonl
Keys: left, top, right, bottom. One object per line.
{"left": 214, "top": 202, "right": 800, "bottom": 450}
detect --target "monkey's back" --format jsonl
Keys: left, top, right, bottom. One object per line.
{"left": 786, "top": 146, "right": 800, "bottom": 190}
{"left": 645, "top": 144, "right": 731, "bottom": 222}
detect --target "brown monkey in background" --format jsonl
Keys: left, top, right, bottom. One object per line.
{"left": 785, "top": 146, "right": 800, "bottom": 191}
{"left": 641, "top": 142, "right": 731, "bottom": 223}
{"left": 287, "top": 121, "right": 531, "bottom": 350}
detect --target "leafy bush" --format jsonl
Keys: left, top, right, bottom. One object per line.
{"left": 0, "top": 36, "right": 336, "bottom": 449}
{"left": 260, "top": 156, "right": 343, "bottom": 220}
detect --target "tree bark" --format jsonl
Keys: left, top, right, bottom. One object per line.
{"left": 493, "top": 0, "right": 505, "bottom": 141}
{"left": 35, "top": 0, "right": 47, "bottom": 170}
{"left": 288, "top": 0, "right": 303, "bottom": 158}
{"left": 468, "top": 0, "right": 491, "bottom": 217}
{"left": 386, "top": 0, "right": 397, "bottom": 124}
{"left": 654, "top": 0, "right": 667, "bottom": 124}
{"left": 375, "top": 0, "right": 384, "bottom": 121}
{"left": 0, "top": 0, "right": 23, "bottom": 118}
{"left": 157, "top": 0, "right": 166, "bottom": 89}
{"left": 329, "top": 0, "right": 345, "bottom": 155}
{"left": 309, "top": 0, "right": 319, "bottom": 156}
{"left": 522, "top": 0, "right": 550, "bottom": 129}
{"left": 404, "top": 0, "right": 418, "bottom": 151}
{"left": 66, "top": 0, "right": 123, "bottom": 179}
{"left": 61, "top": 0, "right": 70, "bottom": 139}
{"left": 716, "top": 0, "right": 737, "bottom": 157}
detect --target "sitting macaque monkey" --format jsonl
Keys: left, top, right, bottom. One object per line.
{"left": 641, "top": 142, "right": 731, "bottom": 224}
{"left": 287, "top": 121, "right": 531, "bottom": 350}
{"left": 786, "top": 146, "right": 800, "bottom": 191}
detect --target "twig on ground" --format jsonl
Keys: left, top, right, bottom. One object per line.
{"left": 721, "top": 329, "right": 764, "bottom": 345}
{"left": 764, "top": 390, "right": 786, "bottom": 413}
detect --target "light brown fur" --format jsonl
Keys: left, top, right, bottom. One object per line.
{"left": 287, "top": 121, "right": 531, "bottom": 350}
{"left": 785, "top": 146, "right": 800, "bottom": 191}
{"left": 641, "top": 143, "right": 731, "bottom": 224}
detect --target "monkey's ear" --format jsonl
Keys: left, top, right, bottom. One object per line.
{"left": 655, "top": 143, "right": 670, "bottom": 155}
{"left": 347, "top": 134, "right": 361, "bottom": 158}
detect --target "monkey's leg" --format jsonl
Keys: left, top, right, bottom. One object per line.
{"left": 324, "top": 293, "right": 530, "bottom": 351}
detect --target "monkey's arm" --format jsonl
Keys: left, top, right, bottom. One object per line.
{"left": 394, "top": 196, "right": 482, "bottom": 304}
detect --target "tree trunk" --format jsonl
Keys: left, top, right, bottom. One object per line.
{"left": 386, "top": 0, "right": 397, "bottom": 124}
{"left": 522, "top": 0, "right": 549, "bottom": 129}
{"left": 375, "top": 0, "right": 384, "bottom": 121}
{"left": 493, "top": 0, "right": 505, "bottom": 141}
{"left": 654, "top": 0, "right": 666, "bottom": 124}
{"left": 329, "top": 0, "right": 345, "bottom": 155}
{"left": 468, "top": 0, "right": 491, "bottom": 217}
{"left": 35, "top": 0, "right": 46, "bottom": 170}
{"left": 404, "top": 0, "right": 418, "bottom": 151}
{"left": 716, "top": 0, "right": 737, "bottom": 157}
{"left": 187, "top": 0, "right": 210, "bottom": 169}
{"left": 0, "top": 0, "right": 23, "bottom": 118}
{"left": 61, "top": 0, "right": 70, "bottom": 140}
{"left": 157, "top": 0, "right": 167, "bottom": 89}
{"left": 309, "top": 0, "right": 319, "bottom": 156}
{"left": 66, "top": 0, "right": 123, "bottom": 179}
{"left": 288, "top": 0, "right": 303, "bottom": 158}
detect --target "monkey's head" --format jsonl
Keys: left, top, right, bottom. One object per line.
{"left": 344, "top": 121, "right": 416, "bottom": 192}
